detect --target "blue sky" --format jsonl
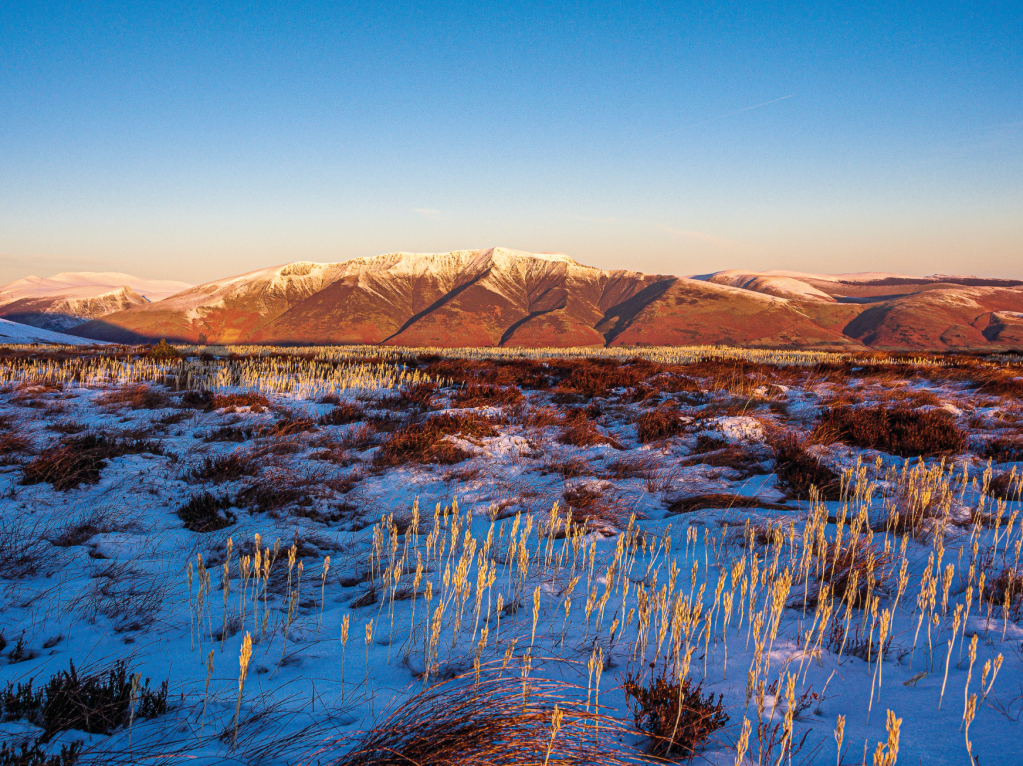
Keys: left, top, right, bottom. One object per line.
{"left": 1, "top": 1, "right": 1021, "bottom": 284}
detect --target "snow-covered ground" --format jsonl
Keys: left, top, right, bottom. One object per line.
{"left": 1, "top": 350, "right": 1021, "bottom": 765}
{"left": 0, "top": 318, "right": 104, "bottom": 345}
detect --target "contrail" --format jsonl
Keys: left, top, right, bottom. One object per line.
{"left": 654, "top": 94, "right": 795, "bottom": 140}
{"left": 701, "top": 93, "right": 794, "bottom": 123}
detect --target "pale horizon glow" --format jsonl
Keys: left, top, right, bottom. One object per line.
{"left": 1, "top": 2, "right": 1020, "bottom": 286}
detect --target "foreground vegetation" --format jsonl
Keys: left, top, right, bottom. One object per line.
{"left": 0, "top": 343, "right": 1021, "bottom": 764}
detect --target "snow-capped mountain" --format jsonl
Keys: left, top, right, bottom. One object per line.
{"left": 0, "top": 272, "right": 193, "bottom": 332}
{"left": 39, "top": 251, "right": 1023, "bottom": 351}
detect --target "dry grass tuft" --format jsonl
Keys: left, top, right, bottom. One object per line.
{"left": 0, "top": 431, "right": 30, "bottom": 464}
{"left": 211, "top": 392, "right": 270, "bottom": 412}
{"left": 324, "top": 670, "right": 647, "bottom": 766}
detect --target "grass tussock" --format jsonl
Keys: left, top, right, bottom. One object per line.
{"left": 236, "top": 469, "right": 317, "bottom": 514}
{"left": 812, "top": 405, "right": 966, "bottom": 457}
{"left": 0, "top": 431, "right": 30, "bottom": 464}
{"left": 327, "top": 671, "right": 645, "bottom": 766}
{"left": 22, "top": 433, "right": 165, "bottom": 491}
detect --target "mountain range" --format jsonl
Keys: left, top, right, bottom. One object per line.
{"left": 2, "top": 249, "right": 1022, "bottom": 351}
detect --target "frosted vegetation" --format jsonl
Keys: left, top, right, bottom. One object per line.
{"left": 0, "top": 342, "right": 1021, "bottom": 765}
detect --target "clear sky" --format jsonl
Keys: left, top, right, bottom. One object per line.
{"left": 1, "top": 1, "right": 1021, "bottom": 285}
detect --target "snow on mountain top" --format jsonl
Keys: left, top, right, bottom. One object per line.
{"left": 0, "top": 317, "right": 105, "bottom": 345}
{"left": 706, "top": 269, "right": 925, "bottom": 284}
{"left": 0, "top": 272, "right": 193, "bottom": 304}
{"left": 708, "top": 273, "right": 836, "bottom": 302}
{"left": 160, "top": 249, "right": 591, "bottom": 311}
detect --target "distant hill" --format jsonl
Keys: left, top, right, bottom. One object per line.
{"left": 9, "top": 252, "right": 1023, "bottom": 351}
{"left": 0, "top": 272, "right": 193, "bottom": 332}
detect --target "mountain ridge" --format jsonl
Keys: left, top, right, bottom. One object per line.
{"left": 5, "top": 251, "right": 1022, "bottom": 351}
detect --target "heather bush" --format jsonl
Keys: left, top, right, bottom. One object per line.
{"left": 813, "top": 404, "right": 966, "bottom": 457}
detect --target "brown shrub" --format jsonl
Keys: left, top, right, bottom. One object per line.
{"left": 264, "top": 415, "right": 317, "bottom": 438}
{"left": 557, "top": 422, "right": 622, "bottom": 449}
{"left": 970, "top": 368, "right": 1023, "bottom": 398}
{"left": 176, "top": 492, "right": 236, "bottom": 532}
{"left": 22, "top": 433, "right": 165, "bottom": 491}
{"left": 812, "top": 404, "right": 966, "bottom": 457}
{"left": 521, "top": 406, "right": 563, "bottom": 428}
{"left": 665, "top": 493, "right": 791, "bottom": 515}
{"left": 622, "top": 667, "right": 728, "bottom": 759}
{"left": 771, "top": 435, "right": 841, "bottom": 500}
{"left": 187, "top": 450, "right": 259, "bottom": 483}
{"left": 812, "top": 539, "right": 892, "bottom": 608}
{"left": 178, "top": 389, "right": 215, "bottom": 410}
{"left": 552, "top": 359, "right": 645, "bottom": 399}
{"left": 318, "top": 402, "right": 364, "bottom": 426}
{"left": 97, "top": 384, "right": 170, "bottom": 410}
{"left": 647, "top": 371, "right": 702, "bottom": 395}
{"left": 0, "top": 432, "right": 30, "bottom": 464}
{"left": 600, "top": 454, "right": 658, "bottom": 480}
{"left": 377, "top": 383, "right": 438, "bottom": 412}
{"left": 635, "top": 407, "right": 685, "bottom": 443}
{"left": 374, "top": 413, "right": 497, "bottom": 467}
{"left": 451, "top": 383, "right": 525, "bottom": 408}
{"left": 211, "top": 392, "right": 270, "bottom": 412}
{"left": 983, "top": 436, "right": 1023, "bottom": 464}
{"left": 422, "top": 358, "right": 549, "bottom": 388}
{"left": 236, "top": 470, "right": 316, "bottom": 514}
{"left": 987, "top": 471, "right": 1022, "bottom": 502}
